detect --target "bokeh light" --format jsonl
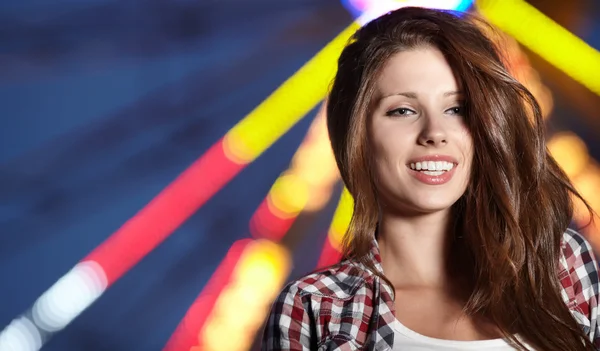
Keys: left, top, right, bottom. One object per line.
{"left": 201, "top": 240, "right": 290, "bottom": 351}
{"left": 548, "top": 132, "right": 590, "bottom": 178}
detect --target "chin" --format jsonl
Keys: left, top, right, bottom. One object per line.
{"left": 406, "top": 195, "right": 461, "bottom": 215}
{"left": 381, "top": 185, "right": 466, "bottom": 215}
{"left": 410, "top": 203, "right": 452, "bottom": 213}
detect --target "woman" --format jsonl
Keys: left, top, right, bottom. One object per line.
{"left": 263, "top": 6, "right": 599, "bottom": 351}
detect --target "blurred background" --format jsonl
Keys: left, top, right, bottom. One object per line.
{"left": 0, "top": 0, "right": 599, "bottom": 350}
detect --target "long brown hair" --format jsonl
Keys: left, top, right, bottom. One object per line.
{"left": 326, "top": 6, "right": 594, "bottom": 351}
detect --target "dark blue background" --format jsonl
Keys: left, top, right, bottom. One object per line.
{"left": 0, "top": 1, "right": 351, "bottom": 349}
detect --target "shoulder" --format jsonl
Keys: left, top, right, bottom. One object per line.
{"left": 559, "top": 228, "right": 599, "bottom": 281}
{"left": 281, "top": 260, "right": 372, "bottom": 301}
{"left": 263, "top": 261, "right": 378, "bottom": 350}
{"left": 558, "top": 228, "right": 600, "bottom": 337}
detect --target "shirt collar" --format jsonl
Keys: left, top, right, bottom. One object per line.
{"left": 360, "top": 238, "right": 396, "bottom": 299}
{"left": 365, "top": 238, "right": 397, "bottom": 350}
{"left": 368, "top": 238, "right": 386, "bottom": 275}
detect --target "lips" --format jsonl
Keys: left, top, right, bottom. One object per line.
{"left": 408, "top": 165, "right": 457, "bottom": 185}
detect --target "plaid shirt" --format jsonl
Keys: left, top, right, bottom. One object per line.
{"left": 262, "top": 229, "right": 600, "bottom": 350}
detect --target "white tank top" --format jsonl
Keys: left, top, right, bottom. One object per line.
{"left": 391, "top": 319, "right": 532, "bottom": 350}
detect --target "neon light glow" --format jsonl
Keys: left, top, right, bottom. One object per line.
{"left": 165, "top": 105, "right": 338, "bottom": 349}
{"left": 163, "top": 240, "right": 252, "bottom": 351}
{"left": 1, "top": 20, "right": 361, "bottom": 351}
{"left": 199, "top": 240, "right": 290, "bottom": 351}
{"left": 250, "top": 104, "right": 339, "bottom": 240}
{"left": 475, "top": 0, "right": 600, "bottom": 96}
{"left": 342, "top": 0, "right": 474, "bottom": 25}
{"left": 222, "top": 24, "right": 359, "bottom": 164}
{"left": 317, "top": 188, "right": 354, "bottom": 268}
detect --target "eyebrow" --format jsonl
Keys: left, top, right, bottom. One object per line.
{"left": 380, "top": 91, "right": 463, "bottom": 100}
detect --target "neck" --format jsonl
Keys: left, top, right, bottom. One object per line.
{"left": 377, "top": 208, "right": 464, "bottom": 289}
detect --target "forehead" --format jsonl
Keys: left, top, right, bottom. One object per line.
{"left": 375, "top": 47, "right": 459, "bottom": 95}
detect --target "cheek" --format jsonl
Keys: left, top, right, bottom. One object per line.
{"left": 370, "top": 127, "right": 390, "bottom": 160}
{"left": 454, "top": 126, "right": 474, "bottom": 155}
{"left": 371, "top": 138, "right": 407, "bottom": 171}
{"left": 371, "top": 123, "right": 412, "bottom": 154}
{"left": 458, "top": 133, "right": 474, "bottom": 178}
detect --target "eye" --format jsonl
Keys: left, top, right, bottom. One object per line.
{"left": 385, "top": 107, "right": 416, "bottom": 117}
{"left": 445, "top": 106, "right": 464, "bottom": 115}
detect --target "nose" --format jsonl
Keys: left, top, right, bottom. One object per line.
{"left": 417, "top": 115, "right": 447, "bottom": 147}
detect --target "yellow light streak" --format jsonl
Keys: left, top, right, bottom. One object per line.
{"left": 475, "top": 0, "right": 600, "bottom": 96}
{"left": 327, "top": 188, "right": 354, "bottom": 250}
{"left": 222, "top": 23, "right": 361, "bottom": 164}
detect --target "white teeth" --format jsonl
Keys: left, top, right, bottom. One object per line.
{"left": 409, "top": 161, "right": 455, "bottom": 172}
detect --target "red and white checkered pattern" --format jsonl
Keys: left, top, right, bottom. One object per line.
{"left": 263, "top": 229, "right": 600, "bottom": 350}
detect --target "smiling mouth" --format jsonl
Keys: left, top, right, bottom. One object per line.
{"left": 407, "top": 160, "right": 458, "bottom": 185}
{"left": 408, "top": 161, "right": 456, "bottom": 176}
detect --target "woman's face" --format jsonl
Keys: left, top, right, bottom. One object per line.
{"left": 368, "top": 46, "right": 473, "bottom": 215}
